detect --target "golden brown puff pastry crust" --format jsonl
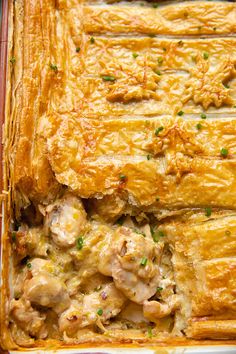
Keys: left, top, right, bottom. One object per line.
{"left": 3, "top": 0, "right": 236, "bottom": 347}
{"left": 163, "top": 213, "right": 236, "bottom": 338}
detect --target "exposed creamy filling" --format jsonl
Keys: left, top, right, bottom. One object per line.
{"left": 10, "top": 192, "right": 177, "bottom": 345}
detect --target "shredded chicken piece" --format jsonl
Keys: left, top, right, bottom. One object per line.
{"left": 99, "top": 226, "right": 163, "bottom": 304}
{"left": 45, "top": 193, "right": 87, "bottom": 248}
{"left": 13, "top": 225, "right": 49, "bottom": 260}
{"left": 24, "top": 273, "right": 71, "bottom": 314}
{"left": 59, "top": 283, "right": 126, "bottom": 334}
{"left": 143, "top": 295, "right": 180, "bottom": 321}
{"left": 10, "top": 298, "right": 47, "bottom": 339}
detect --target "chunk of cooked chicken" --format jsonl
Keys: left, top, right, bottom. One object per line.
{"left": 17, "top": 258, "right": 71, "bottom": 314}
{"left": 10, "top": 298, "right": 47, "bottom": 339}
{"left": 59, "top": 283, "right": 126, "bottom": 334}
{"left": 13, "top": 225, "right": 49, "bottom": 260}
{"left": 99, "top": 226, "right": 163, "bottom": 304}
{"left": 143, "top": 295, "right": 180, "bottom": 321}
{"left": 45, "top": 193, "right": 87, "bottom": 248}
{"left": 24, "top": 273, "right": 71, "bottom": 314}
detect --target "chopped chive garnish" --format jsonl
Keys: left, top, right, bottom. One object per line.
{"left": 147, "top": 327, "right": 153, "bottom": 338}
{"left": 155, "top": 69, "right": 161, "bottom": 76}
{"left": 140, "top": 257, "right": 148, "bottom": 266}
{"left": 119, "top": 174, "right": 126, "bottom": 181}
{"left": 157, "top": 56, "right": 163, "bottom": 65}
{"left": 205, "top": 207, "right": 212, "bottom": 217}
{"left": 12, "top": 231, "right": 17, "bottom": 242}
{"left": 132, "top": 53, "right": 139, "bottom": 59}
{"left": 90, "top": 36, "right": 95, "bottom": 44}
{"left": 155, "top": 126, "right": 164, "bottom": 136}
{"left": 162, "top": 48, "right": 167, "bottom": 52}
{"left": 203, "top": 52, "right": 209, "bottom": 60}
{"left": 135, "top": 229, "right": 146, "bottom": 237}
{"left": 220, "top": 148, "right": 228, "bottom": 157}
{"left": 76, "top": 237, "right": 84, "bottom": 250}
{"left": 177, "top": 111, "right": 184, "bottom": 116}
{"left": 156, "top": 286, "right": 163, "bottom": 292}
{"left": 26, "top": 262, "right": 32, "bottom": 269}
{"left": 95, "top": 285, "right": 102, "bottom": 291}
{"left": 76, "top": 47, "right": 80, "bottom": 53}
{"left": 10, "top": 57, "right": 16, "bottom": 64}
{"left": 151, "top": 227, "right": 159, "bottom": 242}
{"left": 178, "top": 40, "right": 183, "bottom": 46}
{"left": 49, "top": 63, "right": 58, "bottom": 71}
{"left": 158, "top": 230, "right": 165, "bottom": 237}
{"left": 200, "top": 113, "right": 207, "bottom": 119}
{"left": 152, "top": 3, "right": 158, "bottom": 8}
{"left": 223, "top": 83, "right": 230, "bottom": 89}
{"left": 196, "top": 123, "right": 202, "bottom": 130}
{"left": 101, "top": 75, "right": 116, "bottom": 82}
{"left": 147, "top": 154, "right": 152, "bottom": 160}
{"left": 97, "top": 308, "right": 103, "bottom": 316}
{"left": 116, "top": 216, "right": 125, "bottom": 225}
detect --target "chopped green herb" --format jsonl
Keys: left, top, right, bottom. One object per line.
{"left": 196, "top": 123, "right": 202, "bottom": 130}
{"left": 148, "top": 34, "right": 155, "bottom": 38}
{"left": 140, "top": 257, "right": 148, "bottom": 266}
{"left": 26, "top": 262, "right": 32, "bottom": 269}
{"left": 132, "top": 52, "right": 139, "bottom": 59}
{"left": 49, "top": 63, "right": 58, "bottom": 71}
{"left": 116, "top": 216, "right": 125, "bottom": 225}
{"left": 90, "top": 36, "right": 95, "bottom": 44}
{"left": 220, "top": 148, "right": 228, "bottom": 157}
{"left": 155, "top": 69, "right": 161, "bottom": 76}
{"left": 162, "top": 47, "right": 167, "bottom": 52}
{"left": 76, "top": 47, "right": 80, "bottom": 53}
{"left": 12, "top": 231, "right": 17, "bottom": 242}
{"left": 152, "top": 233, "right": 159, "bottom": 243}
{"left": 119, "top": 174, "right": 126, "bottom": 181}
{"left": 201, "top": 113, "right": 207, "bottom": 119}
{"left": 203, "top": 52, "right": 209, "bottom": 60}
{"left": 155, "top": 126, "right": 164, "bottom": 136}
{"left": 156, "top": 286, "right": 163, "bottom": 292}
{"left": 213, "top": 27, "right": 217, "bottom": 31}
{"left": 157, "top": 56, "right": 163, "bottom": 65}
{"left": 97, "top": 308, "right": 103, "bottom": 316}
{"left": 147, "top": 154, "right": 152, "bottom": 160}
{"left": 152, "top": 3, "right": 158, "bottom": 8}
{"left": 223, "top": 83, "right": 230, "bottom": 89}
{"left": 225, "top": 230, "right": 231, "bottom": 236}
{"left": 95, "top": 285, "right": 102, "bottom": 292}
{"left": 177, "top": 111, "right": 184, "bottom": 116}
{"left": 178, "top": 40, "right": 183, "bottom": 46}
{"left": 135, "top": 229, "right": 146, "bottom": 237}
{"left": 76, "top": 237, "right": 84, "bottom": 250}
{"left": 147, "top": 327, "right": 153, "bottom": 338}
{"left": 205, "top": 207, "right": 212, "bottom": 217}
{"left": 101, "top": 75, "right": 116, "bottom": 82}
{"left": 158, "top": 230, "right": 165, "bottom": 237}
{"left": 10, "top": 57, "right": 16, "bottom": 64}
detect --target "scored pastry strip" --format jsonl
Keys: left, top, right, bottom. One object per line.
{"left": 162, "top": 213, "right": 236, "bottom": 338}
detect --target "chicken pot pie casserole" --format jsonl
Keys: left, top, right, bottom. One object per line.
{"left": 1, "top": 0, "right": 236, "bottom": 349}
